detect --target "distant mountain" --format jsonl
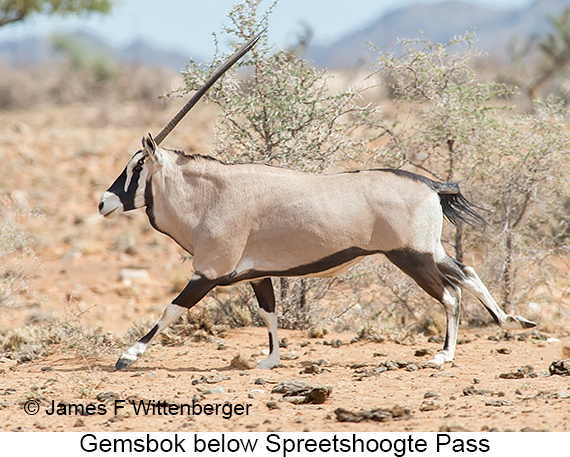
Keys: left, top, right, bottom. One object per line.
{"left": 0, "top": 30, "right": 194, "bottom": 70}
{"left": 305, "top": 0, "right": 570, "bottom": 68}
{"left": 1, "top": 0, "right": 569, "bottom": 71}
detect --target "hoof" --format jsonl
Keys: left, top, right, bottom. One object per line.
{"left": 115, "top": 356, "right": 136, "bottom": 371}
{"left": 428, "top": 352, "right": 453, "bottom": 365}
{"left": 256, "top": 357, "right": 279, "bottom": 370}
{"left": 515, "top": 315, "right": 537, "bottom": 329}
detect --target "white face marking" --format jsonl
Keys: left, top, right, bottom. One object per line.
{"left": 124, "top": 151, "right": 147, "bottom": 193}
{"left": 99, "top": 191, "right": 123, "bottom": 218}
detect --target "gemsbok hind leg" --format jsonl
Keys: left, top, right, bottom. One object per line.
{"left": 384, "top": 249, "right": 463, "bottom": 364}
{"left": 115, "top": 274, "right": 216, "bottom": 370}
{"left": 251, "top": 278, "right": 280, "bottom": 369}
{"left": 434, "top": 248, "right": 537, "bottom": 331}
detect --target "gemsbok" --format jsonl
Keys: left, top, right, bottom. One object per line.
{"left": 99, "top": 31, "right": 536, "bottom": 371}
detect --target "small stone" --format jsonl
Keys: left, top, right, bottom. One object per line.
{"left": 424, "top": 391, "right": 439, "bottom": 399}
{"left": 280, "top": 353, "right": 299, "bottom": 360}
{"left": 120, "top": 268, "right": 149, "bottom": 283}
{"left": 384, "top": 361, "right": 399, "bottom": 371}
{"left": 324, "top": 339, "right": 343, "bottom": 348}
{"left": 280, "top": 396, "right": 306, "bottom": 404}
{"left": 419, "top": 400, "right": 441, "bottom": 411}
{"left": 202, "top": 387, "right": 224, "bottom": 395}
{"left": 485, "top": 399, "right": 513, "bottom": 407}
{"left": 414, "top": 348, "right": 434, "bottom": 357}
{"left": 96, "top": 392, "right": 120, "bottom": 403}
{"left": 304, "top": 386, "right": 332, "bottom": 404}
{"left": 549, "top": 359, "right": 570, "bottom": 376}
{"left": 266, "top": 401, "right": 279, "bottom": 410}
{"left": 308, "top": 326, "right": 328, "bottom": 338}
{"left": 517, "top": 365, "right": 534, "bottom": 376}
{"left": 499, "top": 371, "right": 524, "bottom": 379}
{"left": 335, "top": 405, "right": 411, "bottom": 423}
{"left": 440, "top": 423, "right": 468, "bottom": 432}
{"left": 301, "top": 364, "right": 321, "bottom": 374}
{"left": 271, "top": 379, "right": 312, "bottom": 396}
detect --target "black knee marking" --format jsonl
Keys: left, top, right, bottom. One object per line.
{"left": 139, "top": 324, "right": 159, "bottom": 345}
{"left": 480, "top": 299, "right": 501, "bottom": 325}
{"left": 267, "top": 331, "right": 274, "bottom": 355}
{"left": 251, "top": 278, "right": 276, "bottom": 313}
{"left": 384, "top": 248, "right": 446, "bottom": 301}
{"left": 251, "top": 279, "right": 277, "bottom": 355}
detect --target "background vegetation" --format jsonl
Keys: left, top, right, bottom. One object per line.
{"left": 1, "top": 0, "right": 570, "bottom": 362}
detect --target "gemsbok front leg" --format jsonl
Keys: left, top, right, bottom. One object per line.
{"left": 115, "top": 274, "right": 216, "bottom": 370}
{"left": 251, "top": 278, "right": 280, "bottom": 369}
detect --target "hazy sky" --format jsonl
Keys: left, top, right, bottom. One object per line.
{"left": 0, "top": 0, "right": 532, "bottom": 58}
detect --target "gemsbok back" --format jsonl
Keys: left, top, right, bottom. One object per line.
{"left": 99, "top": 31, "right": 536, "bottom": 371}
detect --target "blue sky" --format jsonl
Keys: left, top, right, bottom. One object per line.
{"left": 0, "top": 0, "right": 532, "bottom": 58}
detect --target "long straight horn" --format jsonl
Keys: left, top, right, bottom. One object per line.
{"left": 154, "top": 30, "right": 264, "bottom": 146}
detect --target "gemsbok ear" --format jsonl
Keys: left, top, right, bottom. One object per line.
{"left": 142, "top": 133, "right": 156, "bottom": 152}
{"left": 143, "top": 133, "right": 163, "bottom": 165}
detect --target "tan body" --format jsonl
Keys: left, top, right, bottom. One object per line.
{"left": 149, "top": 155, "right": 441, "bottom": 281}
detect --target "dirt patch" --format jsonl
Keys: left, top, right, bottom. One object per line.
{"left": 1, "top": 327, "right": 569, "bottom": 432}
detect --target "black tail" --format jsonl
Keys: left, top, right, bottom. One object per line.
{"left": 432, "top": 181, "right": 487, "bottom": 228}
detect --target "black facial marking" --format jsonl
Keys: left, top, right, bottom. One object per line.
{"left": 144, "top": 179, "right": 157, "bottom": 228}
{"left": 105, "top": 151, "right": 145, "bottom": 212}
{"left": 123, "top": 161, "right": 144, "bottom": 211}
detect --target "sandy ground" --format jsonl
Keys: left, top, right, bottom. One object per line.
{"left": 1, "top": 102, "right": 569, "bottom": 433}
{"left": 1, "top": 326, "right": 569, "bottom": 432}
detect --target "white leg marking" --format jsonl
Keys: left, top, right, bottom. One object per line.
{"left": 117, "top": 303, "right": 186, "bottom": 369}
{"left": 429, "top": 287, "right": 461, "bottom": 365}
{"left": 154, "top": 303, "right": 188, "bottom": 332}
{"left": 257, "top": 308, "right": 280, "bottom": 369}
{"left": 120, "top": 341, "right": 147, "bottom": 365}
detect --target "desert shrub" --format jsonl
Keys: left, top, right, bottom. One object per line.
{"left": 0, "top": 38, "right": 176, "bottom": 110}
{"left": 0, "top": 320, "right": 115, "bottom": 363}
{"left": 172, "top": 0, "right": 381, "bottom": 331}
{"left": 374, "top": 33, "right": 570, "bottom": 321}
{"left": 0, "top": 194, "right": 38, "bottom": 308}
